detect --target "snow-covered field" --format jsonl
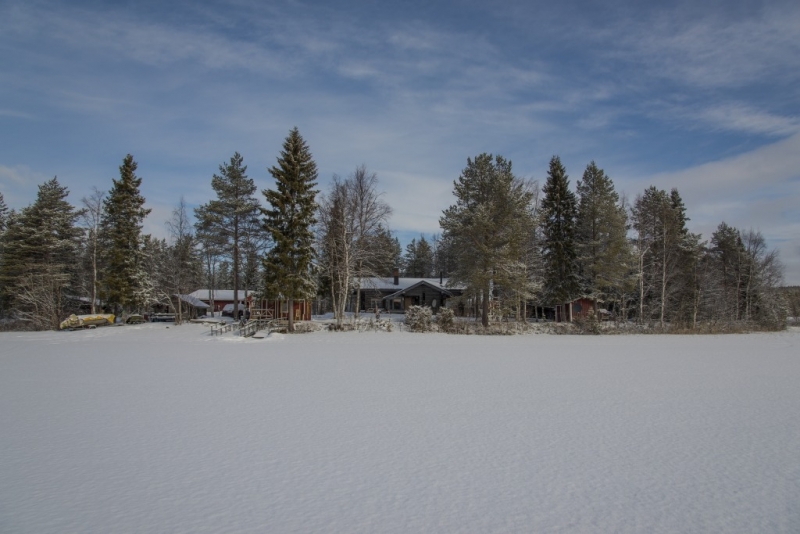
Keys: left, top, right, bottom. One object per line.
{"left": 1, "top": 324, "right": 799, "bottom": 533}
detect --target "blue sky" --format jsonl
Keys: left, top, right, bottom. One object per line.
{"left": 2, "top": 0, "right": 799, "bottom": 284}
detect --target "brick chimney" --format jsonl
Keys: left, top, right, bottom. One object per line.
{"left": 393, "top": 268, "right": 399, "bottom": 285}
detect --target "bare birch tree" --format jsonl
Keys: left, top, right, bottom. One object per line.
{"left": 316, "top": 167, "right": 393, "bottom": 326}
{"left": 81, "top": 187, "right": 105, "bottom": 314}
{"left": 349, "top": 165, "right": 392, "bottom": 318}
{"left": 166, "top": 197, "right": 202, "bottom": 324}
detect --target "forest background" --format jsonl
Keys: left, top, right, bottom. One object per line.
{"left": 0, "top": 127, "right": 795, "bottom": 332}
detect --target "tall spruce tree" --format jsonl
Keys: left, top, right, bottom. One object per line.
{"left": 371, "top": 226, "right": 402, "bottom": 277}
{"left": 431, "top": 234, "right": 449, "bottom": 278}
{"left": 668, "top": 188, "right": 704, "bottom": 325}
{"left": 194, "top": 152, "right": 260, "bottom": 320}
{"left": 440, "top": 153, "right": 536, "bottom": 327}
{"left": 631, "top": 186, "right": 688, "bottom": 327}
{"left": 262, "top": 127, "right": 319, "bottom": 332}
{"left": 540, "top": 156, "right": 580, "bottom": 317}
{"left": 0, "top": 191, "right": 8, "bottom": 232}
{"left": 100, "top": 155, "right": 151, "bottom": 314}
{"left": 575, "top": 161, "right": 629, "bottom": 313}
{"left": 404, "top": 235, "right": 434, "bottom": 277}
{"left": 710, "top": 222, "right": 747, "bottom": 321}
{"left": 0, "top": 178, "right": 84, "bottom": 328}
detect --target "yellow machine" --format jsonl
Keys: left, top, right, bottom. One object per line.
{"left": 59, "top": 314, "right": 116, "bottom": 330}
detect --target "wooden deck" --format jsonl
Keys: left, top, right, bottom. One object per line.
{"left": 209, "top": 308, "right": 305, "bottom": 338}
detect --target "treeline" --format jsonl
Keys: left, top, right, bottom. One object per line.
{"left": 436, "top": 154, "right": 786, "bottom": 330}
{"left": 0, "top": 129, "right": 788, "bottom": 331}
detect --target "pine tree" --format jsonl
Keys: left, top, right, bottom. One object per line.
{"left": 431, "top": 234, "right": 447, "bottom": 278}
{"left": 631, "top": 186, "right": 692, "bottom": 327}
{"left": 540, "top": 156, "right": 580, "bottom": 317}
{"left": 710, "top": 222, "right": 747, "bottom": 321}
{"left": 194, "top": 152, "right": 260, "bottom": 320}
{"left": 575, "top": 161, "right": 629, "bottom": 313}
{"left": 100, "top": 155, "right": 151, "bottom": 314}
{"left": 262, "top": 127, "right": 319, "bottom": 332}
{"left": 0, "top": 177, "right": 84, "bottom": 328}
{"left": 440, "top": 153, "right": 536, "bottom": 327}
{"left": 216, "top": 261, "right": 233, "bottom": 290}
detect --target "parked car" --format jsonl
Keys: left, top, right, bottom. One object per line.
{"left": 221, "top": 303, "right": 247, "bottom": 319}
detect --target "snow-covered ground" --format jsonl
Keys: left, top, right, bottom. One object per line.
{"left": 1, "top": 324, "right": 799, "bottom": 533}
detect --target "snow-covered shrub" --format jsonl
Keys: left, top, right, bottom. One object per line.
{"left": 573, "top": 315, "right": 601, "bottom": 335}
{"left": 436, "top": 307, "right": 455, "bottom": 332}
{"left": 753, "top": 293, "right": 788, "bottom": 331}
{"left": 327, "top": 322, "right": 356, "bottom": 332}
{"left": 293, "top": 322, "right": 320, "bottom": 333}
{"left": 405, "top": 305, "right": 433, "bottom": 332}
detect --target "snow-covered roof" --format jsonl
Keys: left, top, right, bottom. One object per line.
{"left": 188, "top": 289, "right": 257, "bottom": 302}
{"left": 176, "top": 294, "right": 210, "bottom": 308}
{"left": 358, "top": 277, "right": 456, "bottom": 292}
{"left": 383, "top": 280, "right": 456, "bottom": 300}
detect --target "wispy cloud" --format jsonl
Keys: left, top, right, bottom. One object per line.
{"left": 636, "top": 132, "right": 800, "bottom": 281}
{"left": 603, "top": 4, "right": 800, "bottom": 89}
{"left": 0, "top": 109, "right": 35, "bottom": 120}
{"left": 1, "top": 3, "right": 289, "bottom": 75}
{"left": 0, "top": 165, "right": 52, "bottom": 207}
{"left": 562, "top": 3, "right": 800, "bottom": 139}
{"left": 1, "top": 0, "right": 799, "bottom": 282}
{"left": 697, "top": 104, "right": 800, "bottom": 137}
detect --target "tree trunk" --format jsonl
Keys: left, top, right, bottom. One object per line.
{"left": 233, "top": 221, "right": 239, "bottom": 322}
{"left": 638, "top": 252, "right": 645, "bottom": 325}
{"left": 288, "top": 297, "right": 294, "bottom": 332}
{"left": 176, "top": 296, "right": 183, "bottom": 325}
{"left": 331, "top": 283, "right": 341, "bottom": 328}
{"left": 481, "top": 288, "right": 489, "bottom": 327}
{"left": 90, "top": 231, "right": 97, "bottom": 314}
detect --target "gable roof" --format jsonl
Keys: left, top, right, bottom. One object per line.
{"left": 358, "top": 277, "right": 455, "bottom": 292}
{"left": 176, "top": 294, "right": 210, "bottom": 308}
{"left": 383, "top": 279, "right": 456, "bottom": 300}
{"left": 188, "top": 289, "right": 256, "bottom": 302}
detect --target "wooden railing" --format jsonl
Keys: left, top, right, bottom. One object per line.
{"left": 210, "top": 322, "right": 235, "bottom": 336}
{"left": 240, "top": 318, "right": 271, "bottom": 337}
{"left": 210, "top": 313, "right": 297, "bottom": 338}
